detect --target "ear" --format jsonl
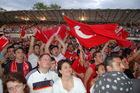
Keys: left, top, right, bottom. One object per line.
{"left": 94, "top": 57, "right": 96, "bottom": 61}
{"left": 107, "top": 66, "right": 112, "bottom": 72}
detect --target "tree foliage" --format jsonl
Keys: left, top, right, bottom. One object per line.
{"left": 32, "top": 2, "right": 48, "bottom": 10}
{"left": 49, "top": 4, "right": 61, "bottom": 9}
{"left": 0, "top": 7, "right": 6, "bottom": 11}
{"left": 32, "top": 2, "right": 61, "bottom": 10}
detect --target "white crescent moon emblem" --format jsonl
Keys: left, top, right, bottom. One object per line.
{"left": 74, "top": 26, "right": 95, "bottom": 39}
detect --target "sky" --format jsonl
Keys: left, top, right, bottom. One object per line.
{"left": 0, "top": 0, "right": 140, "bottom": 11}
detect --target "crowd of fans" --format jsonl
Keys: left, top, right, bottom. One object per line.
{"left": 2, "top": 24, "right": 59, "bottom": 34}
{"left": 0, "top": 25, "right": 140, "bottom": 93}
{"left": 2, "top": 23, "right": 140, "bottom": 37}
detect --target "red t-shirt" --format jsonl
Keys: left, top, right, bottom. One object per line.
{"left": 85, "top": 54, "right": 93, "bottom": 61}
{"left": 87, "top": 63, "right": 96, "bottom": 93}
{"left": 72, "top": 58, "right": 86, "bottom": 82}
{"left": 72, "top": 58, "right": 86, "bottom": 73}
{"left": 65, "top": 51, "right": 77, "bottom": 61}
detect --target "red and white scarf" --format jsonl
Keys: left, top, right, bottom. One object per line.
{"left": 10, "top": 60, "right": 29, "bottom": 77}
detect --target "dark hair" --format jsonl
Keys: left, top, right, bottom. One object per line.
{"left": 7, "top": 46, "right": 14, "bottom": 52}
{"left": 51, "top": 57, "right": 55, "bottom": 61}
{"left": 33, "top": 44, "right": 40, "bottom": 50}
{"left": 39, "top": 53, "right": 50, "bottom": 61}
{"left": 2, "top": 72, "right": 30, "bottom": 93}
{"left": 76, "top": 49, "right": 80, "bottom": 56}
{"left": 49, "top": 44, "right": 58, "bottom": 51}
{"left": 93, "top": 51, "right": 101, "bottom": 58}
{"left": 57, "top": 59, "right": 71, "bottom": 77}
{"left": 89, "top": 59, "right": 95, "bottom": 64}
{"left": 12, "top": 43, "right": 20, "bottom": 47}
{"left": 89, "top": 47, "right": 96, "bottom": 51}
{"left": 104, "top": 55, "right": 120, "bottom": 72}
{"left": 95, "top": 63, "right": 104, "bottom": 71}
{"left": 119, "top": 56, "right": 124, "bottom": 60}
{"left": 122, "top": 48, "right": 132, "bottom": 58}
{"left": 67, "top": 43, "right": 74, "bottom": 48}
{"left": 110, "top": 52, "right": 119, "bottom": 56}
{"left": 14, "top": 46, "right": 24, "bottom": 53}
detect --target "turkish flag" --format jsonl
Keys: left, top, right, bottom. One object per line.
{"left": 115, "top": 26, "right": 128, "bottom": 39}
{"left": 21, "top": 25, "right": 25, "bottom": 37}
{"left": 43, "top": 24, "right": 67, "bottom": 39}
{"left": 90, "top": 24, "right": 131, "bottom": 48}
{"left": 122, "top": 31, "right": 128, "bottom": 39}
{"left": 0, "top": 35, "right": 9, "bottom": 52}
{"left": 57, "top": 25, "right": 68, "bottom": 39}
{"left": 35, "top": 27, "right": 48, "bottom": 43}
{"left": 64, "top": 16, "right": 113, "bottom": 48}
{"left": 35, "top": 25, "right": 67, "bottom": 43}
{"left": 64, "top": 16, "right": 131, "bottom": 48}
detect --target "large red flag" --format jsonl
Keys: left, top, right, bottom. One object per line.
{"left": 35, "top": 27, "right": 48, "bottom": 43}
{"left": 64, "top": 16, "right": 113, "bottom": 48}
{"left": 43, "top": 24, "right": 67, "bottom": 39}
{"left": 57, "top": 25, "right": 68, "bottom": 39}
{"left": 35, "top": 25, "right": 67, "bottom": 43}
{"left": 0, "top": 35, "right": 9, "bottom": 52}
{"left": 115, "top": 26, "right": 128, "bottom": 39}
{"left": 21, "top": 25, "right": 25, "bottom": 37}
{"left": 90, "top": 24, "right": 131, "bottom": 47}
{"left": 64, "top": 16, "right": 131, "bottom": 48}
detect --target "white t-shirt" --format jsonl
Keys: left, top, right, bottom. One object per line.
{"left": 52, "top": 53, "right": 65, "bottom": 63}
{"left": 90, "top": 85, "right": 94, "bottom": 93}
{"left": 28, "top": 53, "right": 39, "bottom": 68}
{"left": 0, "top": 78, "right": 3, "bottom": 93}
{"left": 26, "top": 69, "right": 59, "bottom": 93}
{"left": 52, "top": 76, "right": 86, "bottom": 93}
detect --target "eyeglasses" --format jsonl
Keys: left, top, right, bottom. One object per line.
{"left": 8, "top": 84, "right": 24, "bottom": 91}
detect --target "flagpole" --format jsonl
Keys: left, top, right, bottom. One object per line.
{"left": 76, "top": 38, "right": 86, "bottom": 56}
{"left": 76, "top": 38, "right": 80, "bottom": 44}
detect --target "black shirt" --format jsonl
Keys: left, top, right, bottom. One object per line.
{"left": 1, "top": 58, "right": 13, "bottom": 68}
{"left": 124, "top": 69, "right": 135, "bottom": 79}
{"left": 4, "top": 61, "right": 32, "bottom": 75}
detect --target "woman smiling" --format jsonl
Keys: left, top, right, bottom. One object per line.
{"left": 52, "top": 59, "right": 86, "bottom": 93}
